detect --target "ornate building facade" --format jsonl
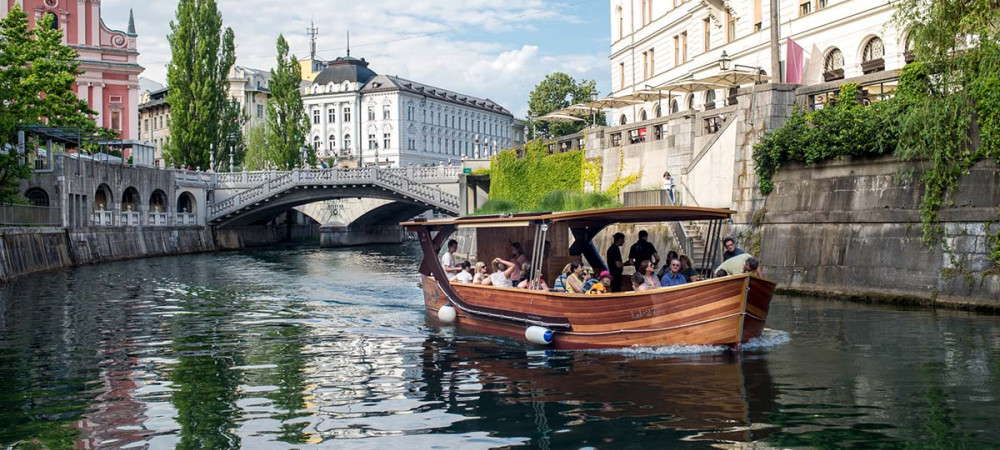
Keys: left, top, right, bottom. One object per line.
{"left": 302, "top": 56, "right": 515, "bottom": 167}
{"left": 3, "top": 0, "right": 144, "bottom": 139}
{"left": 609, "top": 0, "right": 900, "bottom": 123}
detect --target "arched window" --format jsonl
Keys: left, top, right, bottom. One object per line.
{"left": 670, "top": 99, "right": 679, "bottom": 114}
{"left": 823, "top": 48, "right": 845, "bottom": 81}
{"left": 149, "top": 189, "right": 168, "bottom": 213}
{"left": 861, "top": 36, "right": 885, "bottom": 73}
{"left": 25, "top": 187, "right": 49, "bottom": 206}
{"left": 367, "top": 105, "right": 376, "bottom": 121}
{"left": 654, "top": 103, "right": 661, "bottom": 118}
{"left": 617, "top": 6, "right": 624, "bottom": 40}
{"left": 383, "top": 104, "right": 391, "bottom": 120}
{"left": 619, "top": 114, "right": 627, "bottom": 125}
{"left": 705, "top": 89, "right": 716, "bottom": 109}
{"left": 45, "top": 12, "right": 58, "bottom": 29}
{"left": 903, "top": 32, "right": 915, "bottom": 63}
{"left": 639, "top": 109, "right": 647, "bottom": 121}
{"left": 686, "top": 94, "right": 694, "bottom": 111}
{"left": 328, "top": 134, "right": 336, "bottom": 152}
{"left": 313, "top": 135, "right": 321, "bottom": 151}
{"left": 121, "top": 187, "right": 140, "bottom": 212}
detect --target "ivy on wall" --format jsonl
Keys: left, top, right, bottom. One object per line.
{"left": 488, "top": 140, "right": 585, "bottom": 211}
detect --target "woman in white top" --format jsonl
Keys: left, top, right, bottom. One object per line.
{"left": 662, "top": 172, "right": 675, "bottom": 205}
{"left": 472, "top": 261, "right": 489, "bottom": 284}
{"left": 483, "top": 258, "right": 516, "bottom": 288}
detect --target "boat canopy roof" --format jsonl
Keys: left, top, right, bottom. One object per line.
{"left": 402, "top": 206, "right": 734, "bottom": 230}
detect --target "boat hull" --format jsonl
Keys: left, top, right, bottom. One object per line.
{"left": 421, "top": 273, "right": 776, "bottom": 349}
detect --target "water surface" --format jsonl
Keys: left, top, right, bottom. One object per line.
{"left": 1, "top": 244, "right": 997, "bottom": 449}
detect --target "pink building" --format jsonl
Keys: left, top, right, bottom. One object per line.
{"left": 2, "top": 0, "right": 143, "bottom": 140}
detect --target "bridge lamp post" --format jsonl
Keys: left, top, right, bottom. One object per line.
{"left": 474, "top": 135, "right": 479, "bottom": 159}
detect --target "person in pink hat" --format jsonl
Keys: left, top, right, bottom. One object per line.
{"left": 588, "top": 270, "right": 613, "bottom": 294}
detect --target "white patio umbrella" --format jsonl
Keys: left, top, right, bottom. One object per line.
{"left": 655, "top": 79, "right": 729, "bottom": 113}
{"left": 537, "top": 114, "right": 586, "bottom": 123}
{"left": 698, "top": 70, "right": 772, "bottom": 87}
{"left": 615, "top": 90, "right": 681, "bottom": 118}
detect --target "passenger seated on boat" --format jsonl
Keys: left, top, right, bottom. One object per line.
{"left": 581, "top": 267, "right": 598, "bottom": 292}
{"left": 679, "top": 254, "right": 702, "bottom": 282}
{"left": 441, "top": 239, "right": 462, "bottom": 278}
{"left": 483, "top": 258, "right": 516, "bottom": 287}
{"left": 515, "top": 262, "right": 531, "bottom": 286}
{"left": 660, "top": 258, "right": 688, "bottom": 287}
{"left": 632, "top": 272, "right": 650, "bottom": 291}
{"left": 509, "top": 242, "right": 529, "bottom": 281}
{"left": 713, "top": 253, "right": 761, "bottom": 278}
{"left": 551, "top": 264, "right": 572, "bottom": 292}
{"left": 657, "top": 250, "right": 680, "bottom": 279}
{"left": 587, "top": 271, "right": 613, "bottom": 294}
{"left": 517, "top": 264, "right": 550, "bottom": 290}
{"left": 639, "top": 260, "right": 661, "bottom": 289}
{"left": 454, "top": 261, "right": 474, "bottom": 283}
{"left": 565, "top": 263, "right": 585, "bottom": 293}
{"left": 473, "top": 261, "right": 489, "bottom": 284}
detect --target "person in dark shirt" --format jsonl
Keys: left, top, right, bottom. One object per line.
{"left": 722, "top": 237, "right": 745, "bottom": 261}
{"left": 628, "top": 230, "right": 660, "bottom": 272}
{"left": 606, "top": 232, "right": 626, "bottom": 292}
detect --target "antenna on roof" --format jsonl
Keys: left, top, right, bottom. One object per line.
{"left": 307, "top": 20, "right": 318, "bottom": 60}
{"left": 346, "top": 30, "right": 351, "bottom": 57}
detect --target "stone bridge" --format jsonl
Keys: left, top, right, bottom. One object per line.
{"left": 209, "top": 166, "right": 464, "bottom": 245}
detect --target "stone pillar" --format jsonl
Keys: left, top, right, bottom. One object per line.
{"left": 92, "top": 83, "right": 104, "bottom": 128}
{"left": 77, "top": 0, "right": 87, "bottom": 44}
{"left": 127, "top": 84, "right": 139, "bottom": 140}
{"left": 76, "top": 82, "right": 89, "bottom": 103}
{"left": 90, "top": 1, "right": 100, "bottom": 47}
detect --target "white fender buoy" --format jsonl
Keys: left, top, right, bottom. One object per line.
{"left": 525, "top": 326, "right": 554, "bottom": 345}
{"left": 437, "top": 304, "right": 457, "bottom": 323}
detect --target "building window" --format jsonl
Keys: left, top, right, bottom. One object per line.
{"left": 344, "top": 107, "right": 351, "bottom": 122}
{"left": 383, "top": 105, "right": 391, "bottom": 120}
{"left": 817, "top": 0, "right": 828, "bottom": 9}
{"left": 649, "top": 48, "right": 655, "bottom": 78}
{"left": 45, "top": 12, "right": 58, "bottom": 29}
{"left": 383, "top": 133, "right": 391, "bottom": 149}
{"left": 328, "top": 108, "right": 335, "bottom": 123}
{"left": 328, "top": 135, "right": 336, "bottom": 151}
{"left": 681, "top": 32, "right": 687, "bottom": 63}
{"left": 344, "top": 134, "right": 352, "bottom": 149}
{"left": 368, "top": 134, "right": 377, "bottom": 149}
{"left": 726, "top": 10, "right": 736, "bottom": 43}
{"left": 368, "top": 106, "right": 375, "bottom": 121}
{"left": 257, "top": 104, "right": 263, "bottom": 118}
{"left": 861, "top": 36, "right": 886, "bottom": 74}
{"left": 144, "top": 119, "right": 149, "bottom": 132}
{"left": 823, "top": 48, "right": 845, "bottom": 81}
{"left": 111, "top": 111, "right": 121, "bottom": 131}
{"left": 674, "top": 35, "right": 680, "bottom": 65}
{"left": 641, "top": 0, "right": 647, "bottom": 25}
{"left": 313, "top": 109, "right": 320, "bottom": 124}
{"left": 754, "top": 0, "right": 763, "bottom": 31}
{"left": 703, "top": 18, "right": 711, "bottom": 52}
{"left": 313, "top": 135, "right": 321, "bottom": 150}
{"left": 800, "top": 0, "right": 812, "bottom": 16}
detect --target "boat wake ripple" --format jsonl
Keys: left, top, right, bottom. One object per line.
{"left": 585, "top": 328, "right": 792, "bottom": 356}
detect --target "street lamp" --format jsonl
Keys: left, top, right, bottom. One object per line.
{"left": 718, "top": 51, "right": 765, "bottom": 126}
{"left": 589, "top": 88, "right": 599, "bottom": 127}
{"left": 718, "top": 50, "right": 732, "bottom": 71}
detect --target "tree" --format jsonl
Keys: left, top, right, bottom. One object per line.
{"left": 216, "top": 98, "right": 247, "bottom": 171}
{"left": 0, "top": 6, "right": 100, "bottom": 202}
{"left": 242, "top": 124, "right": 271, "bottom": 170}
{"left": 264, "top": 35, "right": 311, "bottom": 169}
{"left": 527, "top": 72, "right": 604, "bottom": 139}
{"left": 164, "top": 0, "right": 236, "bottom": 169}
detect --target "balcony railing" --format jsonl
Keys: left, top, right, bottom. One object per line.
{"left": 0, "top": 203, "right": 61, "bottom": 226}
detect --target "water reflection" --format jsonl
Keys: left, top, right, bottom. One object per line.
{"left": 1, "top": 247, "right": 999, "bottom": 449}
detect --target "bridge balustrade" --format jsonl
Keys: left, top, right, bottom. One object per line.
{"left": 92, "top": 209, "right": 114, "bottom": 226}
{"left": 148, "top": 212, "right": 168, "bottom": 226}
{"left": 121, "top": 211, "right": 141, "bottom": 226}
{"left": 176, "top": 213, "right": 197, "bottom": 226}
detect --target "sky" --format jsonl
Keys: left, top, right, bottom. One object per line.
{"left": 100, "top": 0, "right": 612, "bottom": 118}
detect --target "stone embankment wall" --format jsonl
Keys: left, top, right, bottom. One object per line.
{"left": 757, "top": 156, "right": 1000, "bottom": 310}
{"left": 0, "top": 227, "right": 217, "bottom": 282}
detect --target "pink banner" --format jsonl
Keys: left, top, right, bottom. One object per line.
{"left": 786, "top": 38, "right": 805, "bottom": 84}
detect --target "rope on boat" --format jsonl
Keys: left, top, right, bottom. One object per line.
{"left": 560, "top": 312, "right": 748, "bottom": 336}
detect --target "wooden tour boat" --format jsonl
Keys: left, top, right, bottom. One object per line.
{"left": 403, "top": 206, "right": 777, "bottom": 349}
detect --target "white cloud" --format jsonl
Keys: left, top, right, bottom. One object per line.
{"left": 100, "top": 0, "right": 608, "bottom": 118}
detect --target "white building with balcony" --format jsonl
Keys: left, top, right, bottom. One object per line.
{"left": 302, "top": 56, "right": 515, "bottom": 167}
{"left": 609, "top": 0, "right": 902, "bottom": 123}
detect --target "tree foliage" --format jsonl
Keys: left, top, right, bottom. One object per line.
{"left": 0, "top": 6, "right": 100, "bottom": 202}
{"left": 216, "top": 98, "right": 247, "bottom": 170}
{"left": 527, "top": 72, "right": 604, "bottom": 139}
{"left": 264, "top": 35, "right": 312, "bottom": 170}
{"left": 242, "top": 124, "right": 271, "bottom": 170}
{"left": 164, "top": 0, "right": 236, "bottom": 169}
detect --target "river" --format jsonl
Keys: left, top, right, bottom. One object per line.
{"left": 0, "top": 244, "right": 997, "bottom": 449}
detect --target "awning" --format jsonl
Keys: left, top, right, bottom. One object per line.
{"left": 698, "top": 70, "right": 772, "bottom": 87}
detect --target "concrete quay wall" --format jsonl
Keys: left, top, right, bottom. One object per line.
{"left": 0, "top": 227, "right": 218, "bottom": 283}
{"left": 757, "top": 156, "right": 1000, "bottom": 310}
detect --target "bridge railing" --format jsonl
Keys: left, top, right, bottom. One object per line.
{"left": 213, "top": 165, "right": 462, "bottom": 189}
{"left": 208, "top": 167, "right": 461, "bottom": 221}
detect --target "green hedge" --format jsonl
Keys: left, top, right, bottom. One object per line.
{"left": 488, "top": 140, "right": 585, "bottom": 211}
